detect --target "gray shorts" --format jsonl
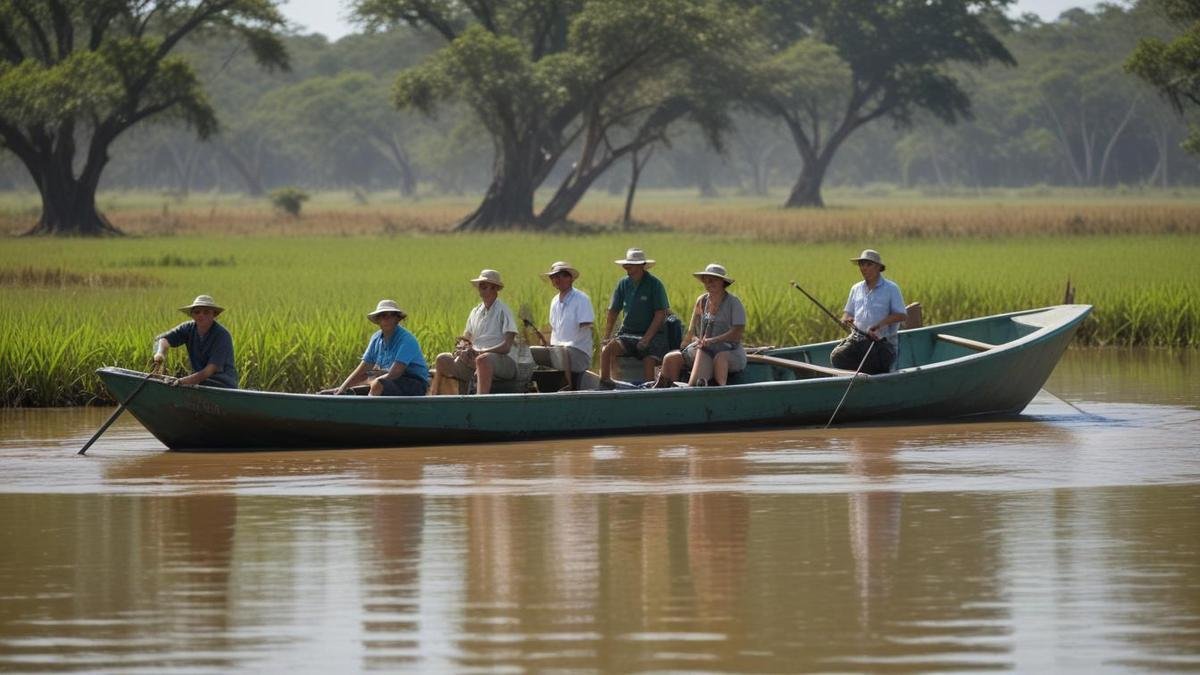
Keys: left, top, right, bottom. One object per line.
{"left": 531, "top": 345, "right": 590, "bottom": 373}
{"left": 682, "top": 342, "right": 747, "bottom": 378}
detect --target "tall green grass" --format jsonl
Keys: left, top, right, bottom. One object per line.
{"left": 1, "top": 233, "right": 1195, "bottom": 406}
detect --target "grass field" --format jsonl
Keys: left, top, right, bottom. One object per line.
{"left": 2, "top": 220, "right": 1197, "bottom": 405}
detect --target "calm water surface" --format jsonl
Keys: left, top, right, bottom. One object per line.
{"left": 1, "top": 349, "right": 1198, "bottom": 672}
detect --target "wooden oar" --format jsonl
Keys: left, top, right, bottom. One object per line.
{"left": 790, "top": 281, "right": 871, "bottom": 340}
{"left": 824, "top": 341, "right": 874, "bottom": 429}
{"left": 78, "top": 368, "right": 157, "bottom": 456}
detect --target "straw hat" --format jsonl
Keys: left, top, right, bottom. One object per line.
{"left": 692, "top": 263, "right": 734, "bottom": 285}
{"left": 543, "top": 261, "right": 580, "bottom": 281}
{"left": 470, "top": 269, "right": 504, "bottom": 289}
{"left": 614, "top": 248, "right": 655, "bottom": 268}
{"left": 850, "top": 249, "right": 886, "bottom": 271}
{"left": 178, "top": 294, "right": 224, "bottom": 316}
{"left": 367, "top": 299, "right": 407, "bottom": 322}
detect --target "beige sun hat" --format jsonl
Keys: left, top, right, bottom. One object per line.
{"left": 178, "top": 294, "right": 224, "bottom": 316}
{"left": 367, "top": 299, "right": 407, "bottom": 322}
{"left": 542, "top": 261, "right": 580, "bottom": 281}
{"left": 851, "top": 249, "right": 886, "bottom": 271}
{"left": 614, "top": 247, "right": 655, "bottom": 268}
{"left": 692, "top": 263, "right": 734, "bottom": 285}
{"left": 470, "top": 269, "right": 504, "bottom": 289}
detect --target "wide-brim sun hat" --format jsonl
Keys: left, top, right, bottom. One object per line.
{"left": 367, "top": 299, "right": 407, "bottom": 322}
{"left": 543, "top": 261, "right": 580, "bottom": 281}
{"left": 692, "top": 263, "right": 734, "bottom": 285}
{"left": 850, "top": 249, "right": 886, "bottom": 271}
{"left": 614, "top": 247, "right": 655, "bottom": 268}
{"left": 178, "top": 294, "right": 224, "bottom": 316}
{"left": 470, "top": 269, "right": 504, "bottom": 289}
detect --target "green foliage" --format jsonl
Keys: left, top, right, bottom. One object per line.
{"left": 363, "top": 0, "right": 752, "bottom": 228}
{"left": 0, "top": 0, "right": 289, "bottom": 234}
{"left": 1126, "top": 0, "right": 1200, "bottom": 153}
{"left": 269, "top": 187, "right": 309, "bottom": 216}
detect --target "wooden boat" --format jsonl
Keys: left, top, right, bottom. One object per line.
{"left": 96, "top": 305, "right": 1091, "bottom": 451}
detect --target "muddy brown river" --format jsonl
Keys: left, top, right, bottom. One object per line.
{"left": 1, "top": 349, "right": 1197, "bottom": 672}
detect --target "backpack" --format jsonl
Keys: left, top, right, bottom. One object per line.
{"left": 663, "top": 312, "right": 683, "bottom": 348}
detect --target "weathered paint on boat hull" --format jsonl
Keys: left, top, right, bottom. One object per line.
{"left": 97, "top": 305, "right": 1091, "bottom": 451}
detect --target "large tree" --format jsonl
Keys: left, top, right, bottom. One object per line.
{"left": 354, "top": 0, "right": 745, "bottom": 231}
{"left": 0, "top": 0, "right": 288, "bottom": 235}
{"left": 1127, "top": 0, "right": 1200, "bottom": 154}
{"left": 746, "top": 0, "right": 1016, "bottom": 207}
{"left": 257, "top": 72, "right": 420, "bottom": 195}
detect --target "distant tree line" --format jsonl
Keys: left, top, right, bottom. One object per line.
{"left": 0, "top": 1, "right": 1196, "bottom": 235}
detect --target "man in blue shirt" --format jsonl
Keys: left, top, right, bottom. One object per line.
{"left": 830, "top": 249, "right": 907, "bottom": 375}
{"left": 327, "top": 299, "right": 430, "bottom": 396}
{"left": 153, "top": 295, "right": 238, "bottom": 388}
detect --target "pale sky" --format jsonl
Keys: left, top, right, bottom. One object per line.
{"left": 278, "top": 0, "right": 1106, "bottom": 42}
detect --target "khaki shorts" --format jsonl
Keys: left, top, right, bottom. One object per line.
{"left": 530, "top": 345, "right": 591, "bottom": 373}
{"left": 449, "top": 352, "right": 517, "bottom": 382}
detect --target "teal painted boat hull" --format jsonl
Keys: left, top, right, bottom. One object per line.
{"left": 96, "top": 305, "right": 1091, "bottom": 451}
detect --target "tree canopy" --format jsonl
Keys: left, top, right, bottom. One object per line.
{"left": 355, "top": 0, "right": 748, "bottom": 230}
{"left": 0, "top": 0, "right": 288, "bottom": 235}
{"left": 1127, "top": 0, "right": 1200, "bottom": 153}
{"left": 744, "top": 0, "right": 1016, "bottom": 207}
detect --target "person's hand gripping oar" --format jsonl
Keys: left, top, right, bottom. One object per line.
{"left": 77, "top": 359, "right": 162, "bottom": 456}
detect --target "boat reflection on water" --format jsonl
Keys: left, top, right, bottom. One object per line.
{"left": 3, "top": 392, "right": 1196, "bottom": 671}
{"left": 848, "top": 434, "right": 902, "bottom": 632}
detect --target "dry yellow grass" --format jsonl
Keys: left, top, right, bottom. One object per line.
{"left": 3, "top": 190, "right": 1199, "bottom": 240}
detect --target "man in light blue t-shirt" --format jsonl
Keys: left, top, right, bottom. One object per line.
{"left": 325, "top": 300, "right": 429, "bottom": 396}
{"left": 830, "top": 249, "right": 907, "bottom": 374}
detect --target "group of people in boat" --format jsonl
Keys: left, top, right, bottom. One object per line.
{"left": 152, "top": 247, "right": 906, "bottom": 395}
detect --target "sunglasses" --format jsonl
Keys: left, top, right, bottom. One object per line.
{"left": 190, "top": 308, "right": 214, "bottom": 316}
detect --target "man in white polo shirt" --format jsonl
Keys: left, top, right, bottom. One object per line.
{"left": 531, "top": 261, "right": 594, "bottom": 391}
{"left": 432, "top": 269, "right": 518, "bottom": 394}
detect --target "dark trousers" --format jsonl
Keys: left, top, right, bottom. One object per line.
{"left": 378, "top": 372, "right": 428, "bottom": 396}
{"left": 829, "top": 335, "right": 895, "bottom": 374}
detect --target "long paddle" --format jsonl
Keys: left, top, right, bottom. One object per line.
{"left": 790, "top": 281, "right": 871, "bottom": 340}
{"left": 825, "top": 340, "right": 874, "bottom": 429}
{"left": 78, "top": 367, "right": 157, "bottom": 456}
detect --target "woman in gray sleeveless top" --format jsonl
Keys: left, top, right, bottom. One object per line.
{"left": 653, "top": 263, "right": 747, "bottom": 387}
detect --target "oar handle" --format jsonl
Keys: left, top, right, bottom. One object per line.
{"left": 522, "top": 318, "right": 550, "bottom": 347}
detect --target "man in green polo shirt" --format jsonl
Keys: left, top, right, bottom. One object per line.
{"left": 599, "top": 248, "right": 670, "bottom": 388}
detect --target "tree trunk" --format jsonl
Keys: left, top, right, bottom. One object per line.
{"left": 215, "top": 142, "right": 265, "bottom": 197}
{"left": 622, "top": 147, "right": 653, "bottom": 227}
{"left": 456, "top": 158, "right": 538, "bottom": 231}
{"left": 24, "top": 163, "right": 121, "bottom": 236}
{"left": 785, "top": 156, "right": 829, "bottom": 208}
{"left": 1097, "top": 97, "right": 1139, "bottom": 186}
{"left": 380, "top": 132, "right": 417, "bottom": 197}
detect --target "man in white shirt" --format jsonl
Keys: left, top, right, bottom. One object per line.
{"left": 530, "top": 261, "right": 594, "bottom": 390}
{"left": 432, "top": 269, "right": 518, "bottom": 394}
{"left": 830, "top": 249, "right": 907, "bottom": 374}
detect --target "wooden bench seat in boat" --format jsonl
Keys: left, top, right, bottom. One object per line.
{"left": 935, "top": 334, "right": 997, "bottom": 352}
{"left": 745, "top": 353, "right": 857, "bottom": 378}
